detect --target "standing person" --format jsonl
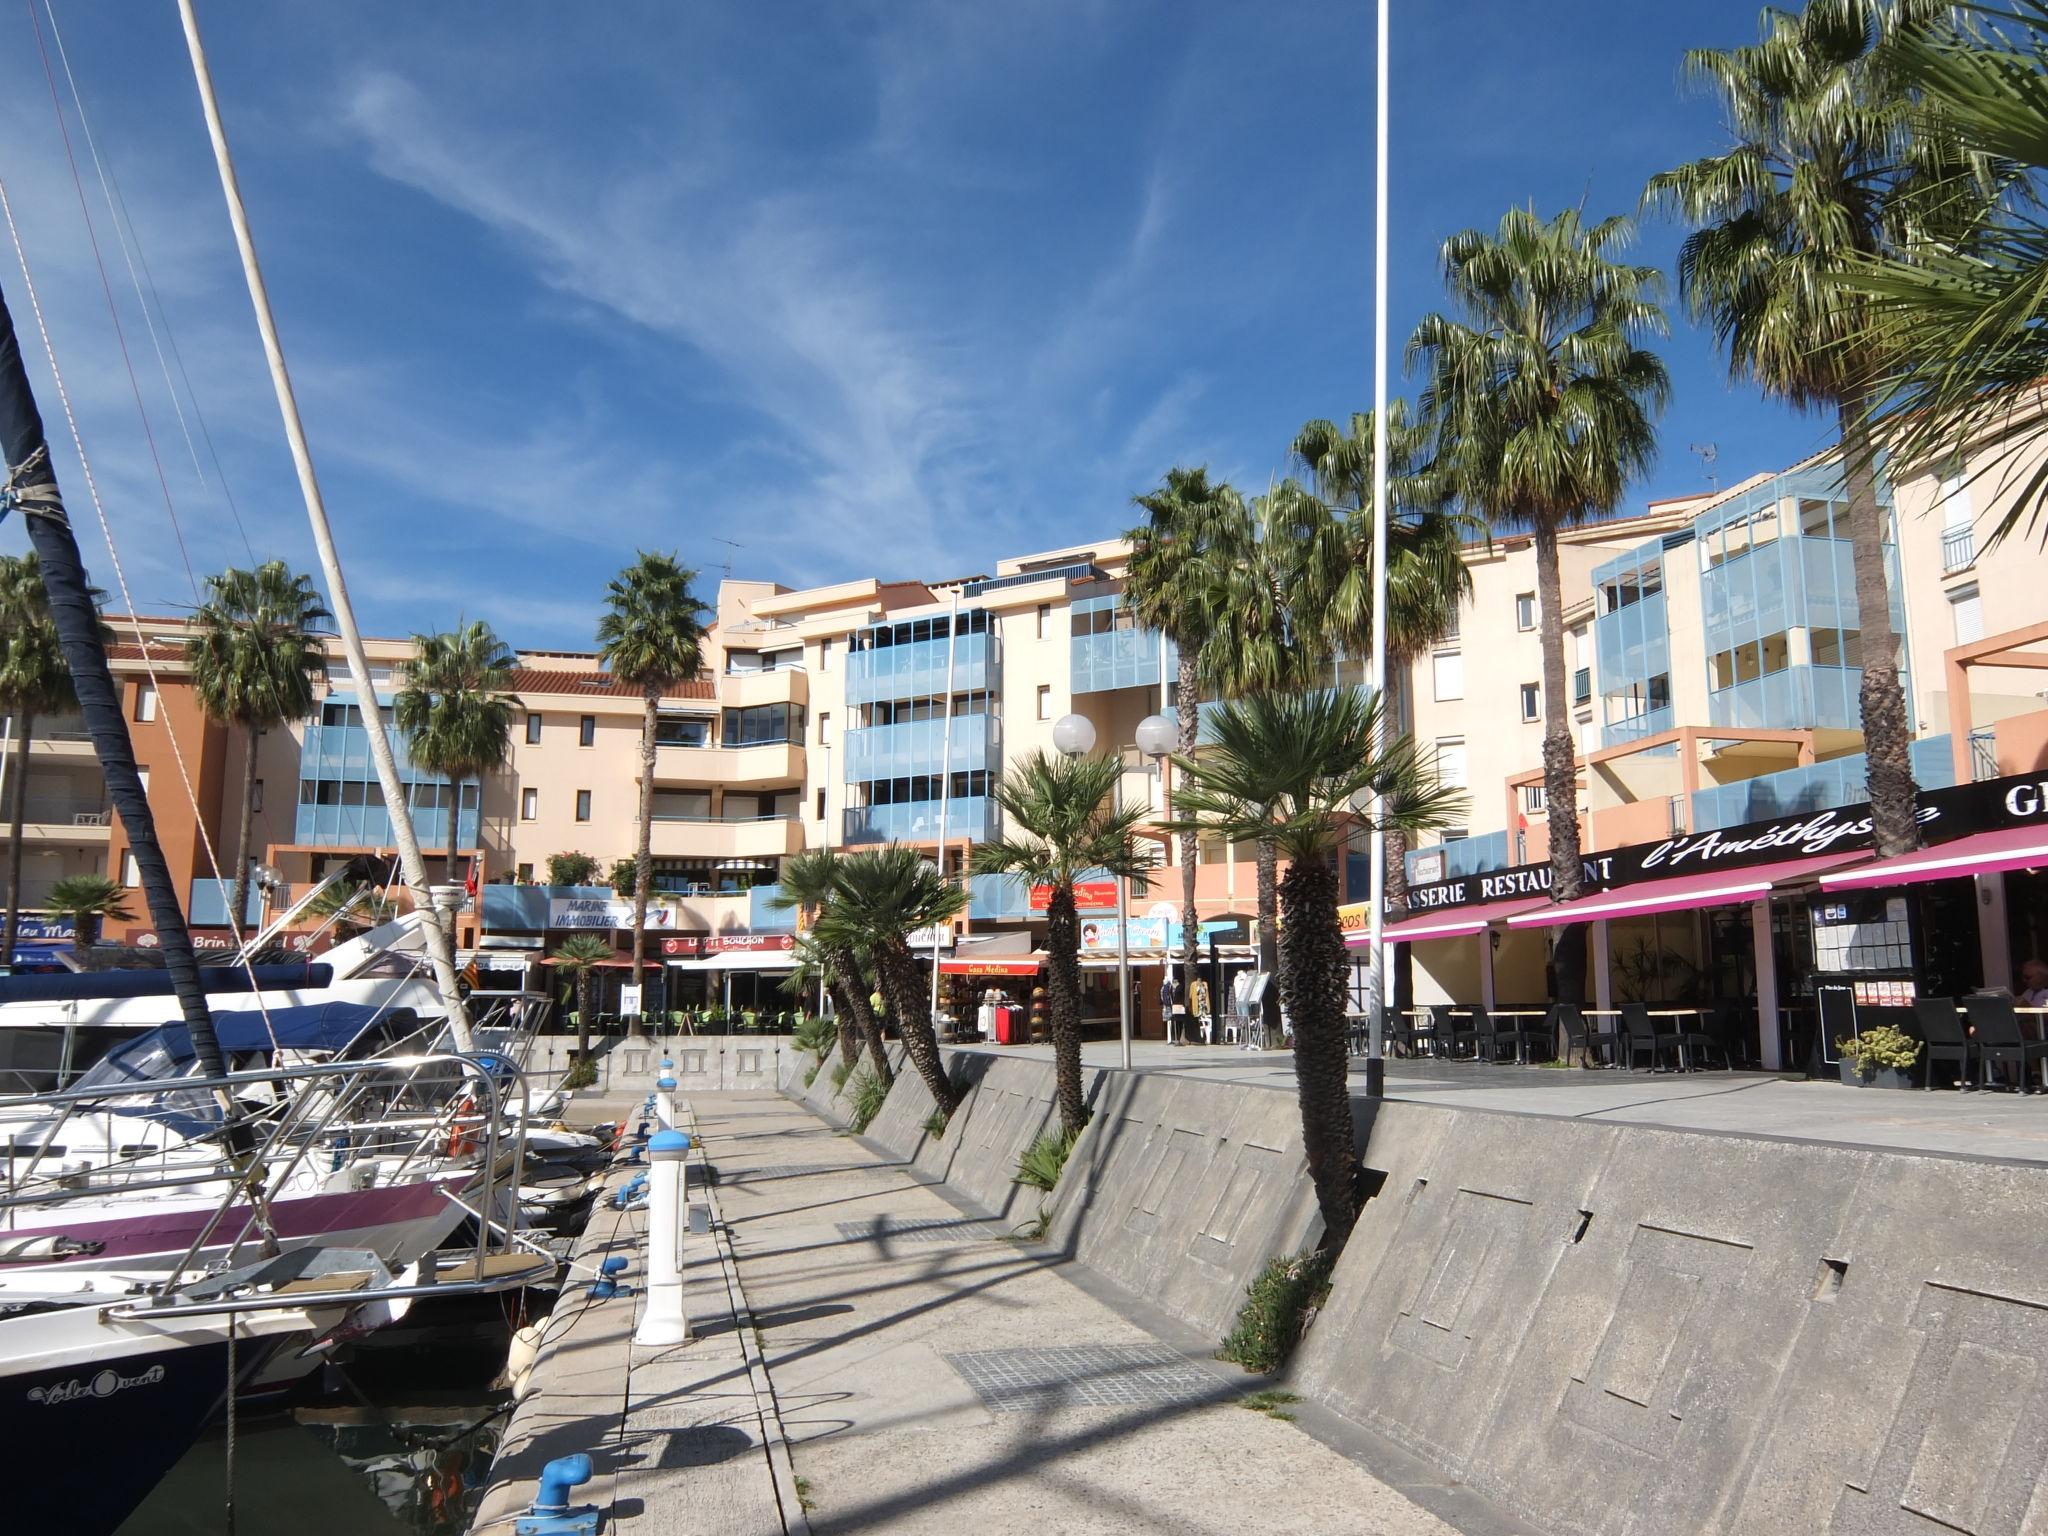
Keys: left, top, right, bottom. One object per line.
{"left": 1158, "top": 969, "right": 1181, "bottom": 1045}
{"left": 1190, "top": 975, "right": 1212, "bottom": 1045}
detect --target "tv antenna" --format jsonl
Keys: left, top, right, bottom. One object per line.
{"left": 1690, "top": 442, "right": 1719, "bottom": 490}
{"left": 711, "top": 538, "right": 744, "bottom": 579}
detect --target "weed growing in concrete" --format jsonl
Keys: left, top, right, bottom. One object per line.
{"left": 1238, "top": 1389, "right": 1302, "bottom": 1421}
{"left": 793, "top": 1475, "right": 816, "bottom": 1513}
{"left": 793, "top": 1013, "right": 836, "bottom": 1059}
{"left": 847, "top": 1069, "right": 888, "bottom": 1133}
{"left": 1015, "top": 1126, "right": 1079, "bottom": 1192}
{"left": 560, "top": 1056, "right": 598, "bottom": 1091}
{"left": 803, "top": 1062, "right": 821, "bottom": 1088}
{"left": 829, "top": 1059, "right": 853, "bottom": 1092}
{"left": 922, "top": 1109, "right": 950, "bottom": 1140}
{"left": 1219, "top": 1249, "right": 1335, "bottom": 1374}
{"left": 1007, "top": 1206, "right": 1052, "bottom": 1242}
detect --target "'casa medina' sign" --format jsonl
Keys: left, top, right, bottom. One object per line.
{"left": 1404, "top": 770, "right": 2048, "bottom": 913}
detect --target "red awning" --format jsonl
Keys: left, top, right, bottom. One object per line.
{"left": 1359, "top": 896, "right": 1553, "bottom": 945}
{"left": 1819, "top": 824, "right": 2048, "bottom": 892}
{"left": 940, "top": 955, "right": 1043, "bottom": 976}
{"left": 1505, "top": 852, "right": 1864, "bottom": 929}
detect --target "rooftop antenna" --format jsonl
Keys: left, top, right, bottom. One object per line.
{"left": 1690, "top": 442, "right": 1719, "bottom": 491}
{"left": 712, "top": 537, "right": 743, "bottom": 579}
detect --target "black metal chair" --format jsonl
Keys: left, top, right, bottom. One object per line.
{"left": 1554, "top": 1003, "right": 1618, "bottom": 1068}
{"left": 1620, "top": 1004, "right": 1674, "bottom": 1071}
{"left": 1386, "top": 1010, "right": 1418, "bottom": 1059}
{"left": 1911, "top": 996, "right": 1974, "bottom": 1089}
{"left": 1964, "top": 995, "right": 2048, "bottom": 1093}
{"left": 1705, "top": 1001, "right": 1749, "bottom": 1069}
{"left": 1444, "top": 1005, "right": 1483, "bottom": 1060}
{"left": 1670, "top": 1009, "right": 1728, "bottom": 1070}
{"left": 1486, "top": 1006, "right": 1547, "bottom": 1064}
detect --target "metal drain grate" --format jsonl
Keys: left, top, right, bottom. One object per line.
{"left": 944, "top": 1345, "right": 1220, "bottom": 1412}
{"left": 835, "top": 1217, "right": 996, "bottom": 1245}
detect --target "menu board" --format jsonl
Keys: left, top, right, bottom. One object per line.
{"left": 1852, "top": 978, "right": 1917, "bottom": 1007}
{"left": 1812, "top": 895, "right": 1913, "bottom": 973}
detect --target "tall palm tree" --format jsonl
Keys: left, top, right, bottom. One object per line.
{"left": 1125, "top": 468, "right": 1250, "bottom": 1035}
{"left": 772, "top": 848, "right": 890, "bottom": 1085}
{"left": 971, "top": 751, "right": 1154, "bottom": 1134}
{"left": 186, "top": 561, "right": 329, "bottom": 935}
{"left": 1168, "top": 689, "right": 1465, "bottom": 1242}
{"left": 44, "top": 873, "right": 131, "bottom": 953}
{"left": 782, "top": 933, "right": 858, "bottom": 1066}
{"left": 0, "top": 552, "right": 76, "bottom": 971}
{"left": 551, "top": 932, "right": 614, "bottom": 1063}
{"left": 395, "top": 621, "right": 519, "bottom": 928}
{"left": 1290, "top": 403, "right": 1476, "bottom": 1009}
{"left": 1643, "top": 0, "right": 1976, "bottom": 856}
{"left": 815, "top": 845, "right": 965, "bottom": 1117}
{"left": 1409, "top": 206, "right": 1669, "bottom": 1001}
{"left": 597, "top": 553, "right": 708, "bottom": 1019}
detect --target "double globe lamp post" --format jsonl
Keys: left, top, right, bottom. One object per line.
{"left": 1052, "top": 710, "right": 1179, "bottom": 1072}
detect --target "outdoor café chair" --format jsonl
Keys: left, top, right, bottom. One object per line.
{"left": 1486, "top": 1007, "right": 1547, "bottom": 1064}
{"left": 1671, "top": 1010, "right": 1727, "bottom": 1070}
{"left": 1705, "top": 1001, "right": 1749, "bottom": 1069}
{"left": 1620, "top": 1004, "right": 1675, "bottom": 1071}
{"left": 1436, "top": 1004, "right": 1479, "bottom": 1060}
{"left": 1555, "top": 1003, "right": 1619, "bottom": 1068}
{"left": 1911, "top": 996, "right": 1974, "bottom": 1089}
{"left": 1964, "top": 995, "right": 2048, "bottom": 1093}
{"left": 1388, "top": 1010, "right": 1420, "bottom": 1058}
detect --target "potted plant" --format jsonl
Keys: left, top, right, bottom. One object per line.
{"left": 1837, "top": 1024, "right": 1921, "bottom": 1090}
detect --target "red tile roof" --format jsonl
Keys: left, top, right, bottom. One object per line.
{"left": 508, "top": 669, "right": 715, "bottom": 702}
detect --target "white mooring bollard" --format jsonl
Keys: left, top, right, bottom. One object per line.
{"left": 654, "top": 1073, "right": 677, "bottom": 1132}
{"left": 634, "top": 1127, "right": 693, "bottom": 1347}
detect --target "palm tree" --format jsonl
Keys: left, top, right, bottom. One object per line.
{"left": 305, "top": 877, "right": 396, "bottom": 935}
{"left": 1125, "top": 468, "right": 1249, "bottom": 1041}
{"left": 1167, "top": 689, "right": 1466, "bottom": 1242}
{"left": 186, "top": 561, "right": 329, "bottom": 936}
{"left": 1409, "top": 206, "right": 1669, "bottom": 1001}
{"left": 781, "top": 934, "right": 858, "bottom": 1066}
{"left": 771, "top": 848, "right": 890, "bottom": 1085}
{"left": 44, "top": 873, "right": 132, "bottom": 952}
{"left": 597, "top": 553, "right": 708, "bottom": 1019}
{"left": 551, "top": 932, "right": 614, "bottom": 1063}
{"left": 971, "top": 751, "right": 1154, "bottom": 1134}
{"left": 394, "top": 621, "right": 519, "bottom": 926}
{"left": 1290, "top": 404, "right": 1476, "bottom": 1011}
{"left": 1643, "top": 0, "right": 1976, "bottom": 856}
{"left": 814, "top": 845, "right": 965, "bottom": 1116}
{"left": 0, "top": 552, "right": 76, "bottom": 971}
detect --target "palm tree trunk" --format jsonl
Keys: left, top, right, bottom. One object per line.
{"left": 876, "top": 939, "right": 955, "bottom": 1115}
{"left": 1256, "top": 834, "right": 1281, "bottom": 1037}
{"left": 444, "top": 773, "right": 463, "bottom": 953}
{"left": 1382, "top": 670, "right": 1415, "bottom": 1019}
{"left": 629, "top": 687, "right": 659, "bottom": 1033}
{"left": 227, "top": 721, "right": 260, "bottom": 937}
{"left": 1839, "top": 399, "right": 1919, "bottom": 858}
{"left": 1175, "top": 647, "right": 1199, "bottom": 1040}
{"left": 1044, "top": 882, "right": 1087, "bottom": 1134}
{"left": 832, "top": 990, "right": 859, "bottom": 1067}
{"left": 575, "top": 971, "right": 592, "bottom": 1059}
{"left": 1280, "top": 851, "right": 1356, "bottom": 1242}
{"left": 830, "top": 949, "right": 892, "bottom": 1086}
{"left": 2, "top": 711, "right": 34, "bottom": 970}
{"left": 1532, "top": 521, "right": 1589, "bottom": 1004}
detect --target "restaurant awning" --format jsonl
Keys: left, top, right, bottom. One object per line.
{"left": 1360, "top": 895, "right": 1552, "bottom": 945}
{"left": 1504, "top": 852, "right": 1864, "bottom": 928}
{"left": 1818, "top": 824, "right": 2048, "bottom": 892}
{"left": 670, "top": 950, "right": 800, "bottom": 972}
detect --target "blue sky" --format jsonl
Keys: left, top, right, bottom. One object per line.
{"left": 0, "top": 1, "right": 1832, "bottom": 651}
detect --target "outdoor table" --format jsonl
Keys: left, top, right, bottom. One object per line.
{"left": 1488, "top": 1009, "right": 1549, "bottom": 1065}
{"left": 1649, "top": 1008, "right": 1706, "bottom": 1071}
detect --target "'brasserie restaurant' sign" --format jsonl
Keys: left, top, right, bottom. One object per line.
{"left": 1404, "top": 770, "right": 2048, "bottom": 913}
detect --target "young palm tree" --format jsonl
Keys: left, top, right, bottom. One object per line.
{"left": 815, "top": 845, "right": 965, "bottom": 1116}
{"left": 394, "top": 621, "right": 519, "bottom": 903}
{"left": 44, "top": 873, "right": 132, "bottom": 952}
{"left": 1644, "top": 0, "right": 1973, "bottom": 856}
{"left": 781, "top": 934, "right": 858, "bottom": 1067}
{"left": 305, "top": 877, "right": 396, "bottom": 935}
{"left": 1410, "top": 206, "right": 1669, "bottom": 1000}
{"left": 771, "top": 848, "right": 890, "bottom": 1085}
{"left": 1167, "top": 689, "right": 1466, "bottom": 1242}
{"left": 1125, "top": 468, "right": 1250, "bottom": 1031}
{"left": 597, "top": 553, "right": 708, "bottom": 1017}
{"left": 551, "top": 932, "right": 614, "bottom": 1063}
{"left": 0, "top": 552, "right": 76, "bottom": 970}
{"left": 1289, "top": 403, "right": 1476, "bottom": 1001}
{"left": 971, "top": 751, "right": 1155, "bottom": 1134}
{"left": 186, "top": 561, "right": 329, "bottom": 935}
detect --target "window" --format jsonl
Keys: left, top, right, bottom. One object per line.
{"left": 1522, "top": 783, "right": 1547, "bottom": 814}
{"left": 516, "top": 862, "right": 533, "bottom": 882}
{"left": 1708, "top": 631, "right": 1791, "bottom": 690}
{"left": 521, "top": 788, "right": 538, "bottom": 821}
{"left": 819, "top": 638, "right": 832, "bottom": 673}
{"left": 1515, "top": 592, "right": 1536, "bottom": 631}
{"left": 526, "top": 713, "right": 543, "bottom": 744}
{"left": 815, "top": 788, "right": 826, "bottom": 821}
{"left": 1433, "top": 737, "right": 1468, "bottom": 789}
{"left": 1036, "top": 604, "right": 1052, "bottom": 640}
{"left": 817, "top": 711, "right": 831, "bottom": 745}
{"left": 251, "top": 779, "right": 264, "bottom": 813}
{"left": 578, "top": 715, "right": 596, "bottom": 748}
{"left": 1572, "top": 667, "right": 1592, "bottom": 706}
{"left": 1810, "top": 628, "right": 1864, "bottom": 668}
{"left": 1950, "top": 584, "right": 1984, "bottom": 645}
{"left": 320, "top": 701, "right": 364, "bottom": 728}
{"left": 721, "top": 702, "right": 805, "bottom": 746}
{"left": 1440, "top": 602, "right": 1460, "bottom": 642}
{"left": 121, "top": 851, "right": 140, "bottom": 886}
{"left": 1519, "top": 682, "right": 1540, "bottom": 722}
{"left": 134, "top": 683, "right": 157, "bottom": 722}
{"left": 575, "top": 790, "right": 592, "bottom": 822}
{"left": 652, "top": 790, "right": 710, "bottom": 820}
{"left": 136, "top": 767, "right": 149, "bottom": 794}
{"left": 655, "top": 713, "right": 711, "bottom": 748}
{"left": 1432, "top": 651, "right": 1464, "bottom": 702}
{"left": 1037, "top": 685, "right": 1052, "bottom": 720}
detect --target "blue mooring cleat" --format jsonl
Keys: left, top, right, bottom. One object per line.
{"left": 513, "top": 1454, "right": 601, "bottom": 1536}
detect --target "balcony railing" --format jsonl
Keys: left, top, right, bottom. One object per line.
{"left": 842, "top": 796, "right": 996, "bottom": 845}
{"left": 1942, "top": 523, "right": 1976, "bottom": 574}
{"left": 0, "top": 795, "right": 112, "bottom": 826}
{"left": 845, "top": 632, "right": 998, "bottom": 705}
{"left": 3, "top": 712, "right": 91, "bottom": 743}
{"left": 1970, "top": 727, "right": 1999, "bottom": 783}
{"left": 843, "top": 713, "right": 998, "bottom": 782}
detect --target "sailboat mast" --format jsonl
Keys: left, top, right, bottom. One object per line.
{"left": 175, "top": 0, "right": 475, "bottom": 1050}
{"left": 0, "top": 287, "right": 229, "bottom": 1079}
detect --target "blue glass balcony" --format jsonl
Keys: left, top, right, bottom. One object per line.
{"left": 1070, "top": 595, "right": 1176, "bottom": 695}
{"left": 843, "top": 712, "right": 999, "bottom": 781}
{"left": 1403, "top": 830, "right": 1512, "bottom": 884}
{"left": 750, "top": 884, "right": 796, "bottom": 932}
{"left": 969, "top": 872, "right": 1033, "bottom": 920}
{"left": 1691, "top": 736, "right": 1956, "bottom": 831}
{"left": 1707, "top": 666, "right": 1867, "bottom": 733}
{"left": 293, "top": 802, "right": 477, "bottom": 850}
{"left": 845, "top": 631, "right": 997, "bottom": 705}
{"left": 1600, "top": 705, "right": 1674, "bottom": 749}
{"left": 841, "top": 796, "right": 996, "bottom": 845}
{"left": 188, "top": 879, "right": 264, "bottom": 927}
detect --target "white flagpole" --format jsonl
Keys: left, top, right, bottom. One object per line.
{"left": 1366, "top": 0, "right": 1391, "bottom": 1100}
